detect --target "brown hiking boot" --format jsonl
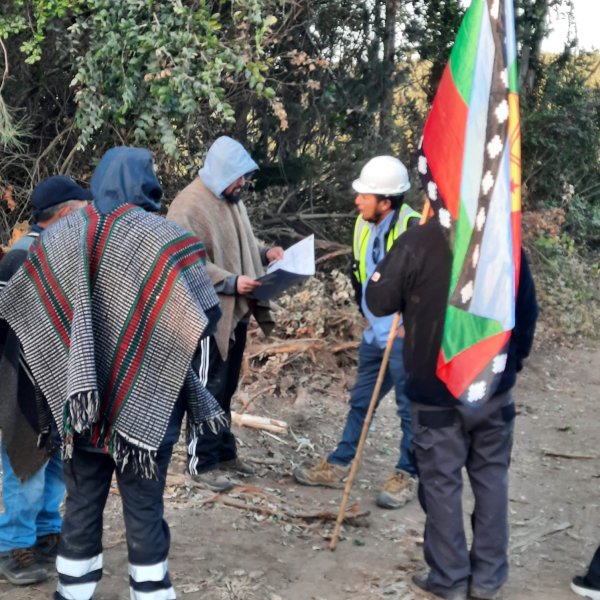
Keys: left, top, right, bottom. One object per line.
{"left": 292, "top": 458, "right": 349, "bottom": 488}
{"left": 376, "top": 469, "right": 417, "bottom": 509}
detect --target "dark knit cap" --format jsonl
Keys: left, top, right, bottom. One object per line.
{"left": 31, "top": 176, "right": 92, "bottom": 221}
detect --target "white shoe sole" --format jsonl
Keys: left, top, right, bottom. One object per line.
{"left": 571, "top": 580, "right": 600, "bottom": 600}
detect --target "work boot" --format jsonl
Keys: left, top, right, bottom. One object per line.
{"left": 191, "top": 470, "right": 236, "bottom": 492}
{"left": 412, "top": 572, "right": 467, "bottom": 600}
{"left": 376, "top": 469, "right": 417, "bottom": 509}
{"left": 34, "top": 533, "right": 60, "bottom": 564}
{"left": 469, "top": 584, "right": 503, "bottom": 599}
{"left": 0, "top": 548, "right": 49, "bottom": 585}
{"left": 292, "top": 457, "right": 349, "bottom": 488}
{"left": 219, "top": 457, "right": 256, "bottom": 475}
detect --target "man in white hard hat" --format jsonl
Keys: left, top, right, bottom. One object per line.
{"left": 293, "top": 155, "right": 420, "bottom": 509}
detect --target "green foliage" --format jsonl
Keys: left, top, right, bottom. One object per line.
{"left": 0, "top": 0, "right": 278, "bottom": 161}
{"left": 403, "top": 0, "right": 464, "bottom": 100}
{"left": 69, "top": 0, "right": 277, "bottom": 159}
{"left": 0, "top": 0, "right": 86, "bottom": 64}
{"left": 529, "top": 235, "right": 600, "bottom": 339}
{"left": 564, "top": 194, "right": 600, "bottom": 250}
{"left": 521, "top": 51, "right": 600, "bottom": 251}
{"left": 0, "top": 94, "right": 26, "bottom": 151}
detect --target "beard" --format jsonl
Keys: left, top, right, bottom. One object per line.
{"left": 223, "top": 187, "right": 243, "bottom": 204}
{"left": 362, "top": 213, "right": 379, "bottom": 223}
{"left": 363, "top": 205, "right": 387, "bottom": 224}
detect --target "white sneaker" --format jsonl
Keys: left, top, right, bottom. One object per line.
{"left": 571, "top": 576, "right": 600, "bottom": 600}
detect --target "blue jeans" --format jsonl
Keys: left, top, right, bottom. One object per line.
{"left": 0, "top": 445, "right": 64, "bottom": 551}
{"left": 328, "top": 337, "right": 416, "bottom": 476}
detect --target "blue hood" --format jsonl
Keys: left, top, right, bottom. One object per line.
{"left": 91, "top": 147, "right": 163, "bottom": 215}
{"left": 198, "top": 136, "right": 258, "bottom": 198}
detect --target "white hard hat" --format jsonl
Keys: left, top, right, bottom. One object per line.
{"left": 352, "top": 155, "right": 411, "bottom": 196}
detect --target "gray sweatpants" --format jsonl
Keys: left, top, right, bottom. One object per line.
{"left": 411, "top": 391, "right": 515, "bottom": 597}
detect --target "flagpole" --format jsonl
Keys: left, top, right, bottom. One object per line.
{"left": 329, "top": 198, "right": 431, "bottom": 551}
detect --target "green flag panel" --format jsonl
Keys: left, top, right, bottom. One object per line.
{"left": 442, "top": 304, "right": 504, "bottom": 360}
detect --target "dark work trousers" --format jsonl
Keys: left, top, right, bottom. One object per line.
{"left": 583, "top": 545, "right": 600, "bottom": 588}
{"left": 55, "top": 400, "right": 184, "bottom": 600}
{"left": 411, "top": 391, "right": 515, "bottom": 598}
{"left": 187, "top": 320, "right": 248, "bottom": 475}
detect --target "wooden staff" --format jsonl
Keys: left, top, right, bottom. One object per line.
{"left": 329, "top": 197, "right": 431, "bottom": 551}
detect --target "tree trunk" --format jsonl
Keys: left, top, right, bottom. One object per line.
{"left": 379, "top": 0, "right": 397, "bottom": 142}
{"left": 518, "top": 0, "right": 554, "bottom": 95}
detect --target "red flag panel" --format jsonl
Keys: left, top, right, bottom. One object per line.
{"left": 437, "top": 330, "right": 511, "bottom": 399}
{"left": 422, "top": 65, "right": 469, "bottom": 219}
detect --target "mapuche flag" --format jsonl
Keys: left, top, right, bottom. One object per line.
{"left": 417, "top": 0, "right": 521, "bottom": 406}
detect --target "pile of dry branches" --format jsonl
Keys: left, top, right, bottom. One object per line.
{"left": 241, "top": 268, "right": 363, "bottom": 403}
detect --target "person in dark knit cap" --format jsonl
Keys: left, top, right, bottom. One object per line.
{"left": 0, "top": 175, "right": 91, "bottom": 586}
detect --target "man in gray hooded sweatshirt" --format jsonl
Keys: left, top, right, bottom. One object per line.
{"left": 167, "top": 136, "right": 283, "bottom": 491}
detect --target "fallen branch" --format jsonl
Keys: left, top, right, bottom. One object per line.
{"left": 165, "top": 477, "right": 370, "bottom": 525}
{"left": 237, "top": 384, "right": 276, "bottom": 415}
{"left": 261, "top": 431, "right": 289, "bottom": 445}
{"left": 284, "top": 501, "right": 370, "bottom": 523}
{"left": 212, "top": 495, "right": 369, "bottom": 525}
{"left": 510, "top": 522, "right": 572, "bottom": 552}
{"left": 246, "top": 456, "right": 281, "bottom": 466}
{"left": 316, "top": 248, "right": 352, "bottom": 265}
{"left": 231, "top": 411, "right": 288, "bottom": 434}
{"left": 249, "top": 338, "right": 358, "bottom": 359}
{"left": 331, "top": 341, "right": 360, "bottom": 353}
{"left": 261, "top": 212, "right": 355, "bottom": 226}
{"left": 249, "top": 338, "right": 323, "bottom": 358}
{"left": 542, "top": 449, "right": 597, "bottom": 460}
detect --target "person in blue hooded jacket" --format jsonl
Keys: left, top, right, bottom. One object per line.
{"left": 167, "top": 136, "right": 283, "bottom": 492}
{"left": 0, "top": 147, "right": 224, "bottom": 600}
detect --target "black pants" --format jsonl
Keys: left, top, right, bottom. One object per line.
{"left": 188, "top": 321, "right": 247, "bottom": 474}
{"left": 55, "top": 401, "right": 184, "bottom": 600}
{"left": 411, "top": 391, "right": 515, "bottom": 597}
{"left": 584, "top": 545, "right": 600, "bottom": 588}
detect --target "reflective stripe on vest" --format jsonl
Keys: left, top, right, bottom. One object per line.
{"left": 352, "top": 203, "right": 420, "bottom": 284}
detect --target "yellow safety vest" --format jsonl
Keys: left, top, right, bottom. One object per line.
{"left": 352, "top": 204, "right": 420, "bottom": 284}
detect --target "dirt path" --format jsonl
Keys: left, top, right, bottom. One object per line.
{"left": 1, "top": 342, "right": 598, "bottom": 599}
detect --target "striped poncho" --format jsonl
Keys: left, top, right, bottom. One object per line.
{"left": 0, "top": 203, "right": 224, "bottom": 476}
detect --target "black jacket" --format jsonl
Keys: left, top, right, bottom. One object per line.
{"left": 365, "top": 220, "right": 538, "bottom": 406}
{"left": 0, "top": 231, "right": 55, "bottom": 480}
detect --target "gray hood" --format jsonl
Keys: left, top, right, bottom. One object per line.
{"left": 198, "top": 136, "right": 258, "bottom": 198}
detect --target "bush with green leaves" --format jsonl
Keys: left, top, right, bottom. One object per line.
{"left": 69, "top": 0, "right": 277, "bottom": 159}
{"left": 521, "top": 51, "right": 600, "bottom": 247}
{"left": 0, "top": 0, "right": 278, "bottom": 161}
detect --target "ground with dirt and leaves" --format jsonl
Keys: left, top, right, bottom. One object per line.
{"left": 0, "top": 274, "right": 599, "bottom": 600}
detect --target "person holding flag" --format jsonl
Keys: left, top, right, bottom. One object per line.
{"left": 366, "top": 0, "right": 538, "bottom": 598}
{"left": 366, "top": 211, "right": 537, "bottom": 600}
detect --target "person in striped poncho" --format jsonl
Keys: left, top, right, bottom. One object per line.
{"left": 0, "top": 147, "right": 225, "bottom": 600}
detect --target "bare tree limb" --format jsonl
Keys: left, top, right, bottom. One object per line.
{"left": 0, "top": 38, "right": 9, "bottom": 95}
